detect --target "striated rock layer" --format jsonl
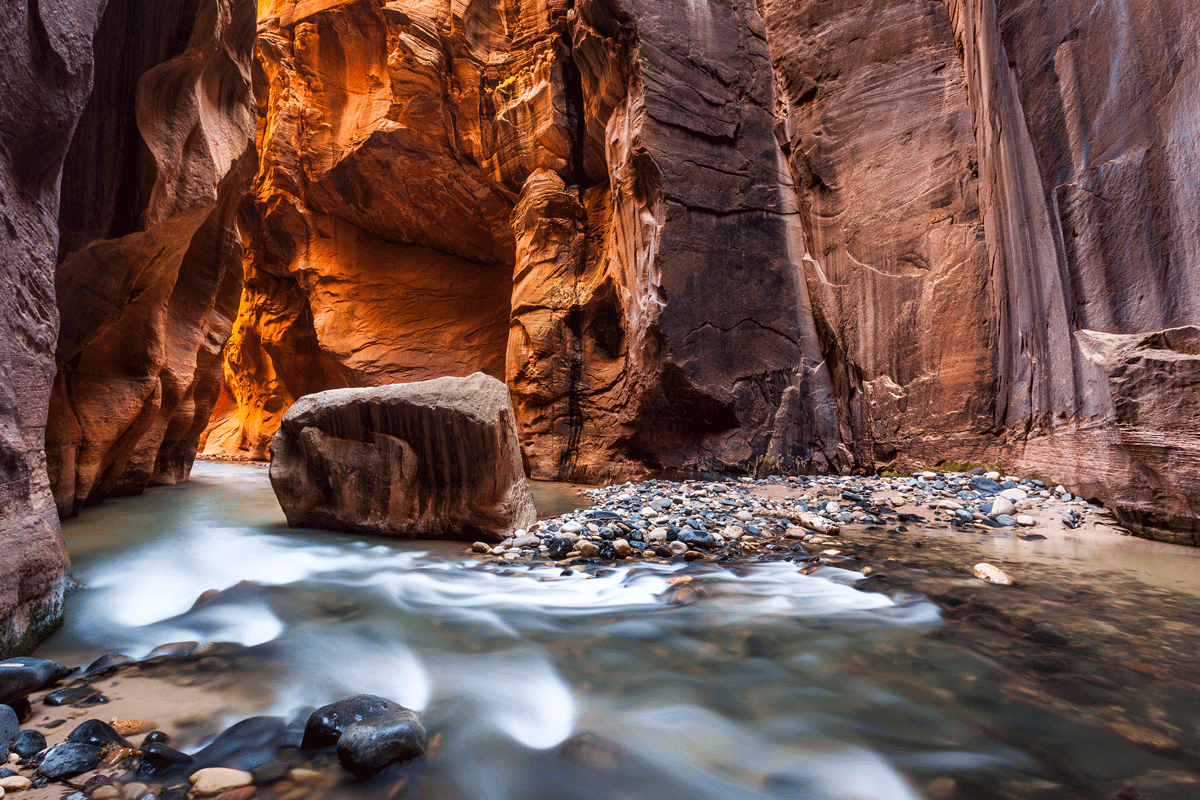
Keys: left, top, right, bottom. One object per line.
{"left": 0, "top": 0, "right": 107, "bottom": 653}
{"left": 760, "top": 0, "right": 1200, "bottom": 541}
{"left": 270, "top": 373, "right": 536, "bottom": 540}
{"left": 199, "top": 0, "right": 1199, "bottom": 541}
{"left": 45, "top": 0, "right": 257, "bottom": 518}
{"left": 201, "top": 0, "right": 840, "bottom": 482}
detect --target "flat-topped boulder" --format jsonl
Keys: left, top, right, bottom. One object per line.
{"left": 269, "top": 373, "right": 536, "bottom": 541}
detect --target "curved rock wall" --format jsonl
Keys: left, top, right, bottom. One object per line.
{"left": 5, "top": 0, "right": 1183, "bottom": 542}
{"left": 199, "top": 0, "right": 1199, "bottom": 540}
{"left": 0, "top": 0, "right": 105, "bottom": 654}
{"left": 202, "top": 0, "right": 840, "bottom": 481}
{"left": 46, "top": 0, "right": 256, "bottom": 517}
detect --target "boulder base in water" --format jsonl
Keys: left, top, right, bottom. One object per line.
{"left": 270, "top": 373, "right": 536, "bottom": 541}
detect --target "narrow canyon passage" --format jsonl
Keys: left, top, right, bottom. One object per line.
{"left": 1, "top": 0, "right": 1200, "bottom": 797}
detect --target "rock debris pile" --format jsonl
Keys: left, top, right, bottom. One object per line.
{"left": 470, "top": 469, "right": 1099, "bottom": 570}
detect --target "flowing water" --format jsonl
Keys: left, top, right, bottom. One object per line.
{"left": 36, "top": 462, "right": 1200, "bottom": 800}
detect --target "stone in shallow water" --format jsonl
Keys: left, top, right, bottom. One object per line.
{"left": 136, "top": 743, "right": 194, "bottom": 780}
{"left": 974, "top": 563, "right": 1014, "bottom": 586}
{"left": 270, "top": 373, "right": 535, "bottom": 542}
{"left": 0, "top": 658, "right": 71, "bottom": 704}
{"left": 67, "top": 719, "right": 131, "bottom": 749}
{"left": 39, "top": 743, "right": 102, "bottom": 778}
{"left": 188, "top": 768, "right": 253, "bottom": 798}
{"left": 302, "top": 696, "right": 405, "bottom": 750}
{"left": 547, "top": 537, "right": 573, "bottom": 560}
{"left": 336, "top": 710, "right": 426, "bottom": 778}
{"left": 43, "top": 687, "right": 99, "bottom": 707}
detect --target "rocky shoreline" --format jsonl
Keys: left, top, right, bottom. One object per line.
{"left": 0, "top": 654, "right": 426, "bottom": 800}
{"left": 466, "top": 468, "right": 1099, "bottom": 580}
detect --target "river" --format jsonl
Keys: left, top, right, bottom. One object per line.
{"left": 34, "top": 462, "right": 1200, "bottom": 800}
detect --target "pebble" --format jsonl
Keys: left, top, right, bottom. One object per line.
{"left": 286, "top": 768, "right": 323, "bottom": 784}
{"left": 612, "top": 539, "right": 632, "bottom": 558}
{"left": 92, "top": 786, "right": 121, "bottom": 800}
{"left": 974, "top": 563, "right": 1014, "bottom": 586}
{"left": 109, "top": 718, "right": 156, "bottom": 736}
{"left": 0, "top": 777, "right": 30, "bottom": 791}
{"left": 12, "top": 730, "right": 45, "bottom": 759}
{"left": 135, "top": 743, "right": 194, "bottom": 780}
{"left": 188, "top": 768, "right": 254, "bottom": 798}
{"left": 43, "top": 688, "right": 100, "bottom": 707}
{"left": 989, "top": 497, "right": 1016, "bottom": 517}
{"left": 122, "top": 784, "right": 148, "bottom": 800}
{"left": 578, "top": 542, "right": 600, "bottom": 558}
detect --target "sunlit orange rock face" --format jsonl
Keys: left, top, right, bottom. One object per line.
{"left": 202, "top": 0, "right": 841, "bottom": 481}
{"left": 44, "top": 0, "right": 257, "bottom": 517}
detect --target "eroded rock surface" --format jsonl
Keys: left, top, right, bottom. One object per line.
{"left": 0, "top": 0, "right": 106, "bottom": 653}
{"left": 202, "top": 0, "right": 840, "bottom": 482}
{"left": 270, "top": 373, "right": 536, "bottom": 540}
{"left": 758, "top": 0, "right": 1200, "bottom": 540}
{"left": 45, "top": 0, "right": 256, "bottom": 517}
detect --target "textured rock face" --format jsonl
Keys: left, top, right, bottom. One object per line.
{"left": 758, "top": 0, "right": 1200, "bottom": 539}
{"left": 0, "top": 0, "right": 106, "bottom": 653}
{"left": 270, "top": 373, "right": 536, "bottom": 540}
{"left": 195, "top": 0, "right": 1199, "bottom": 539}
{"left": 203, "top": 0, "right": 840, "bottom": 480}
{"left": 45, "top": 0, "right": 256, "bottom": 517}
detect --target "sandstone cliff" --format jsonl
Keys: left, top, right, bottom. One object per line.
{"left": 761, "top": 0, "right": 1199, "bottom": 541}
{"left": 46, "top": 0, "right": 257, "bottom": 517}
{"left": 199, "top": 0, "right": 1199, "bottom": 542}
{"left": 200, "top": 0, "right": 841, "bottom": 482}
{"left": 0, "top": 0, "right": 104, "bottom": 653}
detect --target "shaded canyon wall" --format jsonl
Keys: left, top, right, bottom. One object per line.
{"left": 0, "top": 0, "right": 105, "bottom": 654}
{"left": 0, "top": 0, "right": 255, "bottom": 651}
{"left": 46, "top": 0, "right": 257, "bottom": 518}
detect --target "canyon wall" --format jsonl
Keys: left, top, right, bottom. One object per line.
{"left": 760, "top": 0, "right": 1199, "bottom": 541}
{"left": 0, "top": 0, "right": 104, "bottom": 654}
{"left": 46, "top": 0, "right": 256, "bottom": 517}
{"left": 200, "top": 0, "right": 840, "bottom": 481}
{"left": 201, "top": 0, "right": 1199, "bottom": 541}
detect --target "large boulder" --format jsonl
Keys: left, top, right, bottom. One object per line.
{"left": 270, "top": 373, "right": 536, "bottom": 541}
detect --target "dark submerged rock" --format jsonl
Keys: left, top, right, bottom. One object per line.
{"left": 135, "top": 743, "right": 195, "bottom": 780}
{"left": 335, "top": 709, "right": 426, "bottom": 778}
{"left": 84, "top": 654, "right": 133, "bottom": 676}
{"left": 40, "top": 743, "right": 103, "bottom": 778}
{"left": 0, "top": 658, "right": 71, "bottom": 704}
{"left": 302, "top": 695, "right": 405, "bottom": 750}
{"left": 141, "top": 731, "right": 170, "bottom": 748}
{"left": 44, "top": 687, "right": 100, "bottom": 707}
